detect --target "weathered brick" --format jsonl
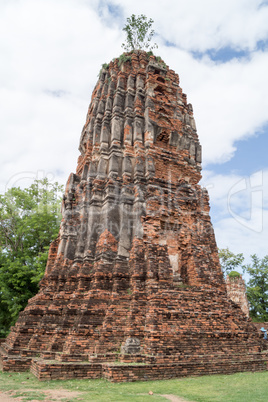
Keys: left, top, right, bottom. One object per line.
{"left": 0, "top": 51, "right": 267, "bottom": 381}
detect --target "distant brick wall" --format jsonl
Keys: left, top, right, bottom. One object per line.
{"left": 226, "top": 275, "right": 250, "bottom": 317}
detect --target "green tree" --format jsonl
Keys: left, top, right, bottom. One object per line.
{"left": 244, "top": 254, "right": 268, "bottom": 322}
{"left": 122, "top": 14, "right": 158, "bottom": 52}
{"left": 0, "top": 179, "right": 63, "bottom": 336}
{"left": 218, "top": 247, "right": 245, "bottom": 277}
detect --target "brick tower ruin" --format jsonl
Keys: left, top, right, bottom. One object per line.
{"left": 1, "top": 51, "right": 267, "bottom": 381}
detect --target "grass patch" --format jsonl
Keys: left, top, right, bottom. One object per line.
{"left": 0, "top": 370, "right": 268, "bottom": 401}
{"left": 13, "top": 390, "right": 47, "bottom": 400}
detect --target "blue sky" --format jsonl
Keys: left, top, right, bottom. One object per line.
{"left": 192, "top": 47, "right": 250, "bottom": 63}
{"left": 0, "top": 0, "right": 267, "bottom": 263}
{"left": 207, "top": 130, "right": 268, "bottom": 176}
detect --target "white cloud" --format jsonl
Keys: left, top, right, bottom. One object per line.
{"left": 0, "top": 0, "right": 122, "bottom": 192}
{"left": 0, "top": 0, "right": 268, "bottom": 260}
{"left": 158, "top": 47, "right": 268, "bottom": 165}
{"left": 202, "top": 169, "right": 268, "bottom": 259}
{"left": 119, "top": 0, "right": 268, "bottom": 51}
{"left": 214, "top": 210, "right": 268, "bottom": 262}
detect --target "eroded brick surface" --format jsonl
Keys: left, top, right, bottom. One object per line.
{"left": 0, "top": 51, "right": 267, "bottom": 380}
{"left": 226, "top": 274, "right": 250, "bottom": 317}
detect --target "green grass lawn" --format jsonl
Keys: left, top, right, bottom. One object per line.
{"left": 0, "top": 370, "right": 268, "bottom": 401}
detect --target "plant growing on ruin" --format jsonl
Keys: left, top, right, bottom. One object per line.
{"left": 228, "top": 271, "right": 241, "bottom": 279}
{"left": 98, "top": 62, "right": 109, "bottom": 78}
{"left": 118, "top": 53, "right": 132, "bottom": 67}
{"left": 121, "top": 14, "right": 158, "bottom": 52}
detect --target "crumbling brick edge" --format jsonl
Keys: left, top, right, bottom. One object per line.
{"left": 1, "top": 351, "right": 267, "bottom": 382}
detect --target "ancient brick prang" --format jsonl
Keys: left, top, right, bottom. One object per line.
{"left": 0, "top": 51, "right": 267, "bottom": 380}
{"left": 226, "top": 274, "right": 250, "bottom": 317}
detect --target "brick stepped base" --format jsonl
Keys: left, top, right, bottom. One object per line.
{"left": 1, "top": 286, "right": 267, "bottom": 380}
{"left": 0, "top": 347, "right": 32, "bottom": 372}
{"left": 2, "top": 347, "right": 267, "bottom": 382}
{"left": 29, "top": 352, "right": 268, "bottom": 382}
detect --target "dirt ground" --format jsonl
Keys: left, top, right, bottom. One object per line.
{"left": 0, "top": 389, "right": 195, "bottom": 402}
{"left": 0, "top": 388, "right": 83, "bottom": 401}
{"left": 160, "top": 395, "right": 195, "bottom": 402}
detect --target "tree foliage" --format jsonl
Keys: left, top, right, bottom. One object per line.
{"left": 121, "top": 14, "right": 158, "bottom": 52}
{"left": 218, "top": 247, "right": 245, "bottom": 277}
{"left": 244, "top": 254, "right": 268, "bottom": 321}
{"left": 0, "top": 179, "right": 63, "bottom": 336}
{"left": 219, "top": 248, "right": 268, "bottom": 321}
